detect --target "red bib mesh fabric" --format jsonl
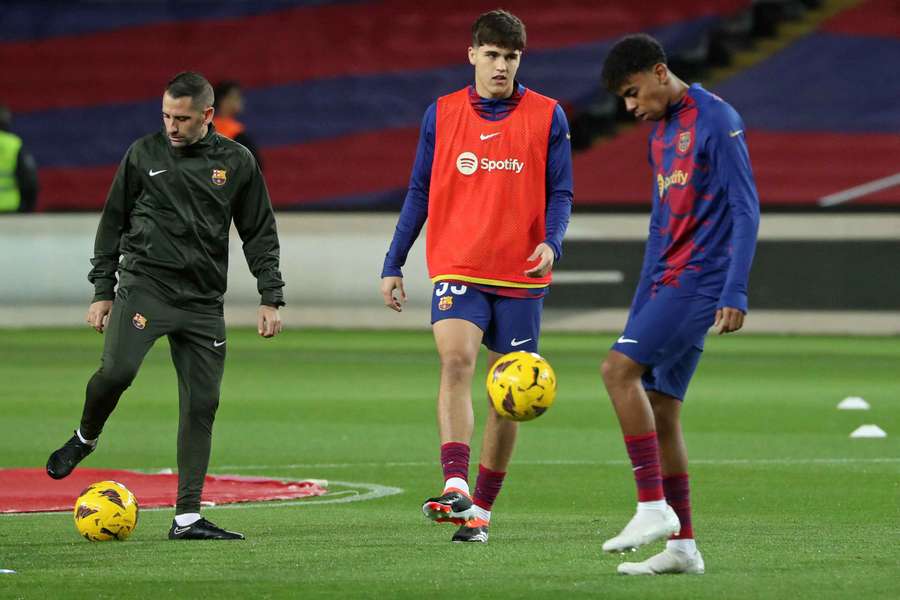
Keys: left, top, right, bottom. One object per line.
{"left": 427, "top": 87, "right": 556, "bottom": 286}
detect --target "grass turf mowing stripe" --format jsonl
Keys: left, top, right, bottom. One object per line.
{"left": 0, "top": 328, "right": 897, "bottom": 598}
{"left": 212, "top": 457, "right": 900, "bottom": 470}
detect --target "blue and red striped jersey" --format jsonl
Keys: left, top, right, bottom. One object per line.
{"left": 637, "top": 84, "right": 760, "bottom": 312}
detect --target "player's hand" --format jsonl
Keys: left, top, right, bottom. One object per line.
{"left": 524, "top": 242, "right": 554, "bottom": 278}
{"left": 258, "top": 305, "right": 282, "bottom": 338}
{"left": 381, "top": 276, "right": 406, "bottom": 312}
{"left": 85, "top": 300, "right": 113, "bottom": 333}
{"left": 713, "top": 307, "right": 745, "bottom": 334}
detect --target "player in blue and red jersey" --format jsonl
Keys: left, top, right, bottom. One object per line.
{"left": 597, "top": 34, "right": 760, "bottom": 574}
{"left": 380, "top": 10, "right": 572, "bottom": 543}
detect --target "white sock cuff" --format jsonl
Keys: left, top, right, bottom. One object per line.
{"left": 637, "top": 499, "right": 667, "bottom": 511}
{"left": 472, "top": 505, "right": 491, "bottom": 523}
{"left": 174, "top": 513, "right": 202, "bottom": 527}
{"left": 443, "top": 477, "right": 470, "bottom": 495}
{"left": 76, "top": 428, "right": 97, "bottom": 446}
{"left": 667, "top": 538, "right": 698, "bottom": 554}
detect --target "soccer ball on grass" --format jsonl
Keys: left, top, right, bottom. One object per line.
{"left": 73, "top": 480, "right": 139, "bottom": 541}
{"left": 486, "top": 351, "right": 557, "bottom": 421}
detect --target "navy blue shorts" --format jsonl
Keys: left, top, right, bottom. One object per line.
{"left": 611, "top": 286, "right": 717, "bottom": 401}
{"left": 431, "top": 282, "right": 543, "bottom": 354}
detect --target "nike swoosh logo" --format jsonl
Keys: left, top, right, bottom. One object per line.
{"left": 149, "top": 169, "right": 167, "bottom": 176}
{"left": 213, "top": 340, "right": 226, "bottom": 347}
{"left": 172, "top": 526, "right": 192, "bottom": 535}
{"left": 510, "top": 338, "right": 532, "bottom": 347}
{"left": 728, "top": 130, "right": 743, "bottom": 138}
{"left": 617, "top": 336, "right": 639, "bottom": 344}
{"left": 480, "top": 132, "right": 501, "bottom": 141}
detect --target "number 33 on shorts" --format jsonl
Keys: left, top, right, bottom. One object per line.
{"left": 435, "top": 282, "right": 467, "bottom": 312}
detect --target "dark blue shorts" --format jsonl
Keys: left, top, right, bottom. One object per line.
{"left": 610, "top": 286, "right": 717, "bottom": 401}
{"left": 431, "top": 282, "right": 543, "bottom": 354}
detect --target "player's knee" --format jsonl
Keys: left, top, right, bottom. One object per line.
{"left": 94, "top": 361, "right": 139, "bottom": 391}
{"left": 600, "top": 358, "right": 612, "bottom": 382}
{"left": 601, "top": 357, "right": 625, "bottom": 386}
{"left": 440, "top": 351, "right": 477, "bottom": 379}
{"left": 601, "top": 352, "right": 642, "bottom": 387}
{"left": 182, "top": 397, "right": 219, "bottom": 428}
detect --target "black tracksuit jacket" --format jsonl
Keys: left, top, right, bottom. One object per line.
{"left": 88, "top": 125, "right": 284, "bottom": 311}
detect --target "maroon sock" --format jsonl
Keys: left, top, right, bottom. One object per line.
{"left": 663, "top": 473, "right": 693, "bottom": 539}
{"left": 440, "top": 442, "right": 470, "bottom": 487}
{"left": 473, "top": 464, "right": 506, "bottom": 511}
{"left": 624, "top": 432, "right": 664, "bottom": 502}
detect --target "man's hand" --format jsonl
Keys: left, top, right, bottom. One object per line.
{"left": 381, "top": 276, "right": 406, "bottom": 312}
{"left": 524, "top": 242, "right": 554, "bottom": 278}
{"left": 86, "top": 300, "right": 113, "bottom": 333}
{"left": 258, "top": 305, "right": 282, "bottom": 338}
{"left": 713, "top": 307, "right": 745, "bottom": 334}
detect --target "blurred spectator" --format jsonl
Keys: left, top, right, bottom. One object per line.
{"left": 0, "top": 105, "right": 39, "bottom": 213}
{"left": 212, "top": 81, "right": 263, "bottom": 170}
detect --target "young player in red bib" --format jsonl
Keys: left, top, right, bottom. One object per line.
{"left": 598, "top": 34, "right": 760, "bottom": 574}
{"left": 380, "top": 9, "right": 572, "bottom": 543}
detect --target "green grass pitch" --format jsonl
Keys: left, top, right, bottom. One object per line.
{"left": 1, "top": 328, "right": 898, "bottom": 598}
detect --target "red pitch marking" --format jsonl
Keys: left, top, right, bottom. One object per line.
{"left": 0, "top": 468, "right": 326, "bottom": 513}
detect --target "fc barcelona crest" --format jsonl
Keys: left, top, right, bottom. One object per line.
{"left": 211, "top": 169, "right": 227, "bottom": 186}
{"left": 677, "top": 131, "right": 692, "bottom": 154}
{"left": 132, "top": 313, "right": 148, "bottom": 330}
{"left": 438, "top": 296, "right": 454, "bottom": 311}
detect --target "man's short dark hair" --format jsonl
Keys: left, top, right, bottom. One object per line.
{"left": 165, "top": 72, "right": 214, "bottom": 110}
{"left": 601, "top": 34, "right": 667, "bottom": 92}
{"left": 472, "top": 9, "right": 526, "bottom": 51}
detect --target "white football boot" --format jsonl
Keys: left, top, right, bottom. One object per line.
{"left": 602, "top": 503, "right": 680, "bottom": 553}
{"left": 617, "top": 543, "right": 705, "bottom": 575}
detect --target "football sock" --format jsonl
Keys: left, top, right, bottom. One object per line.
{"left": 473, "top": 464, "right": 506, "bottom": 513}
{"left": 75, "top": 428, "right": 97, "bottom": 447}
{"left": 471, "top": 504, "right": 491, "bottom": 523}
{"left": 174, "top": 513, "right": 202, "bottom": 527}
{"left": 637, "top": 499, "right": 667, "bottom": 511}
{"left": 443, "top": 477, "right": 470, "bottom": 496}
{"left": 663, "top": 473, "right": 693, "bottom": 539}
{"left": 667, "top": 538, "right": 698, "bottom": 554}
{"left": 624, "top": 432, "right": 664, "bottom": 502}
{"left": 440, "top": 442, "right": 470, "bottom": 490}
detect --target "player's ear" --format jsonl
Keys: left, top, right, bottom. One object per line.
{"left": 203, "top": 105, "right": 214, "bottom": 125}
{"left": 655, "top": 63, "right": 669, "bottom": 85}
{"left": 468, "top": 46, "right": 477, "bottom": 66}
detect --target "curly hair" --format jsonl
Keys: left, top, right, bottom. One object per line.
{"left": 601, "top": 34, "right": 667, "bottom": 92}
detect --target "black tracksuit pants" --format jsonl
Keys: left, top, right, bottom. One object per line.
{"left": 79, "top": 286, "right": 226, "bottom": 514}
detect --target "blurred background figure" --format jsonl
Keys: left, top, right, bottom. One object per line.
{"left": 213, "top": 80, "right": 264, "bottom": 170}
{"left": 0, "top": 105, "right": 38, "bottom": 213}
{"left": 0, "top": 0, "right": 897, "bottom": 328}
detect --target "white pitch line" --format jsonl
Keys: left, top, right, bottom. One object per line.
{"left": 4, "top": 457, "right": 897, "bottom": 517}
{"left": 818, "top": 172, "right": 900, "bottom": 207}
{"left": 216, "top": 457, "right": 900, "bottom": 471}
{"left": 202, "top": 480, "right": 403, "bottom": 510}
{"left": 552, "top": 271, "right": 624, "bottom": 284}
{"left": 0, "top": 480, "right": 403, "bottom": 517}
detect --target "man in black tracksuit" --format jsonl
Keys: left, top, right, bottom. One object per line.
{"left": 47, "top": 72, "right": 284, "bottom": 540}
